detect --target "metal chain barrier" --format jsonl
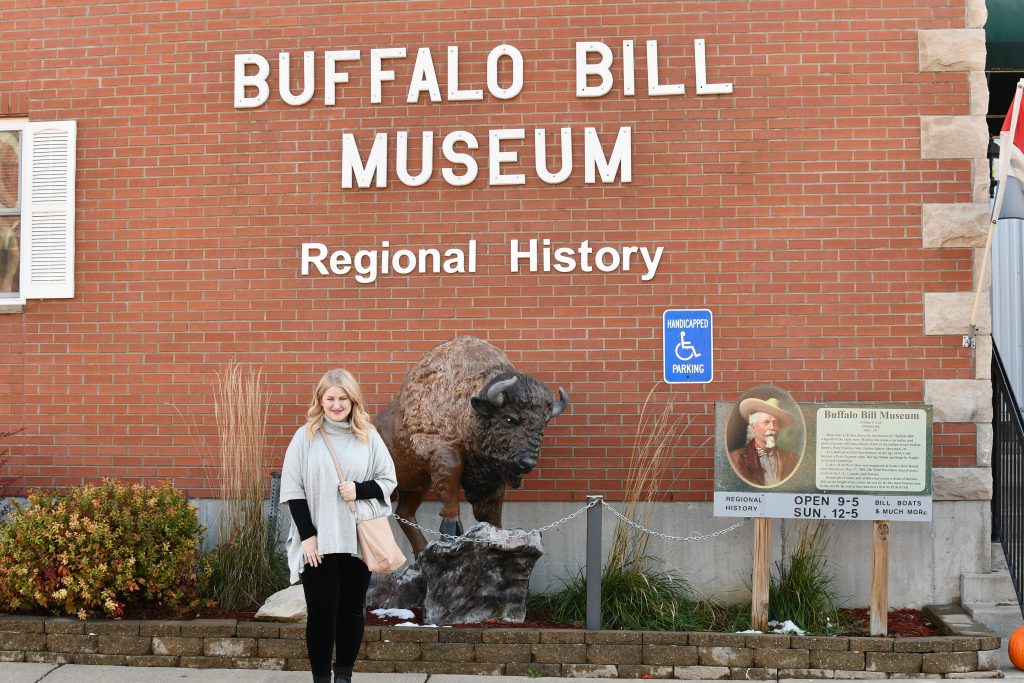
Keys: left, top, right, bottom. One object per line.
{"left": 392, "top": 496, "right": 747, "bottom": 544}
{"left": 392, "top": 496, "right": 600, "bottom": 544}
{"left": 599, "top": 499, "right": 748, "bottom": 541}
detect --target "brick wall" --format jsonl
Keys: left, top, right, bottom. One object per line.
{"left": 0, "top": 1, "right": 982, "bottom": 498}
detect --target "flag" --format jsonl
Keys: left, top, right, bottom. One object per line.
{"left": 997, "top": 84, "right": 1024, "bottom": 220}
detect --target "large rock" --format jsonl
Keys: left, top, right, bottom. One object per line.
{"left": 254, "top": 584, "right": 307, "bottom": 622}
{"left": 368, "top": 522, "right": 543, "bottom": 625}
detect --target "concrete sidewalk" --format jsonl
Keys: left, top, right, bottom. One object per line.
{"left": 2, "top": 663, "right": 1023, "bottom": 682}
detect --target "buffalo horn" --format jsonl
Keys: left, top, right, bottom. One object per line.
{"left": 486, "top": 377, "right": 518, "bottom": 406}
{"left": 550, "top": 387, "right": 569, "bottom": 418}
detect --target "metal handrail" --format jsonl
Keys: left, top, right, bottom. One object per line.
{"left": 992, "top": 343, "right": 1024, "bottom": 617}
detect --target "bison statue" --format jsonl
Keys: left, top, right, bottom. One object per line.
{"left": 375, "top": 336, "right": 569, "bottom": 555}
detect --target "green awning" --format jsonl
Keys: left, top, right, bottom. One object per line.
{"left": 987, "top": 0, "right": 1024, "bottom": 69}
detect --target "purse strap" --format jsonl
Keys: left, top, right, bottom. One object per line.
{"left": 320, "top": 431, "right": 358, "bottom": 514}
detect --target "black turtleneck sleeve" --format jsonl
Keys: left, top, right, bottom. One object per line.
{"left": 354, "top": 480, "right": 385, "bottom": 501}
{"left": 287, "top": 499, "right": 317, "bottom": 540}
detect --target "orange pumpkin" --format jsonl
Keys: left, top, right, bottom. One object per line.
{"left": 1009, "top": 625, "right": 1024, "bottom": 670}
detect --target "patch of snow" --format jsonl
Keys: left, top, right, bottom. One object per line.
{"left": 768, "top": 619, "right": 806, "bottom": 636}
{"left": 371, "top": 608, "right": 416, "bottom": 620}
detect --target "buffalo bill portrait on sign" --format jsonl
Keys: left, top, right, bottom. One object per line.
{"left": 725, "top": 385, "right": 805, "bottom": 489}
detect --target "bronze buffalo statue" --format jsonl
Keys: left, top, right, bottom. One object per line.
{"left": 376, "top": 336, "right": 569, "bottom": 555}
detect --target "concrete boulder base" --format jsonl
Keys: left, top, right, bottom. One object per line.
{"left": 369, "top": 522, "right": 543, "bottom": 626}
{"left": 254, "top": 585, "right": 307, "bottom": 623}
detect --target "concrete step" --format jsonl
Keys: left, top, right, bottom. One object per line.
{"left": 995, "top": 542, "right": 1010, "bottom": 572}
{"left": 962, "top": 571, "right": 1021, "bottom": 604}
{"left": 964, "top": 602, "right": 1024, "bottom": 637}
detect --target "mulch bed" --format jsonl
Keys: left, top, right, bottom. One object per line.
{"left": 839, "top": 607, "right": 940, "bottom": 637}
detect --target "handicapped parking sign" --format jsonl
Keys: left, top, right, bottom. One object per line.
{"left": 663, "top": 309, "right": 713, "bottom": 384}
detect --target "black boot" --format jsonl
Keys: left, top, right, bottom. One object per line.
{"left": 333, "top": 664, "right": 353, "bottom": 683}
{"left": 312, "top": 674, "right": 332, "bottom": 683}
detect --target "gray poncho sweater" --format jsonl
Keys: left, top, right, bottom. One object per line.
{"left": 279, "top": 418, "right": 398, "bottom": 584}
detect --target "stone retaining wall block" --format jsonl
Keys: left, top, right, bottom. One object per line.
{"left": 779, "top": 668, "right": 835, "bottom": 679}
{"left": 46, "top": 634, "right": 97, "bottom": 654}
{"left": 125, "top": 655, "right": 178, "bottom": 667}
{"left": 561, "top": 663, "right": 617, "bottom": 677}
{"left": 151, "top": 636, "right": 203, "bottom": 657}
{"left": 0, "top": 632, "right": 46, "bottom": 651}
{"left": 921, "top": 651, "right": 978, "bottom": 673}
{"left": 642, "top": 644, "right": 698, "bottom": 666}
{"left": 690, "top": 633, "right": 747, "bottom": 647}
{"left": 450, "top": 662, "right": 505, "bottom": 675}
{"left": 507, "top": 662, "right": 559, "bottom": 677}
{"left": 75, "top": 653, "right": 125, "bottom": 666}
{"left": 698, "top": 645, "right": 754, "bottom": 667}
{"left": 178, "top": 620, "right": 235, "bottom": 638}
{"left": 866, "top": 652, "right": 924, "bottom": 673}
{"left": 44, "top": 620, "right": 85, "bottom": 635}
{"left": 728, "top": 667, "right": 777, "bottom": 679}
{"left": 810, "top": 649, "right": 866, "bottom": 670}
{"left": 619, "top": 664, "right": 674, "bottom": 678}
{"left": 421, "top": 642, "right": 474, "bottom": 662}
{"left": 753, "top": 647, "right": 809, "bottom": 669}
{"left": 531, "top": 643, "right": 586, "bottom": 663}
{"left": 480, "top": 629, "right": 538, "bottom": 644}
{"left": 178, "top": 655, "right": 234, "bottom": 668}
{"left": 98, "top": 635, "right": 151, "bottom": 655}
{"left": 257, "top": 638, "right": 307, "bottom": 658}
{"left": 587, "top": 643, "right": 642, "bottom": 664}
{"left": 364, "top": 640, "right": 422, "bottom": 661}
{"left": 472, "top": 643, "right": 530, "bottom": 662}
{"left": 673, "top": 665, "right": 731, "bottom": 679}
{"left": 203, "top": 637, "right": 256, "bottom": 657}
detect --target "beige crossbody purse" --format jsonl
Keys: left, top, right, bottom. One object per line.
{"left": 320, "top": 432, "right": 406, "bottom": 574}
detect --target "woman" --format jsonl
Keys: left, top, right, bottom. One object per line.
{"left": 280, "top": 369, "right": 398, "bottom": 683}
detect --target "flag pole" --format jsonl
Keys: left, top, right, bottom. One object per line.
{"left": 969, "top": 78, "right": 1024, "bottom": 342}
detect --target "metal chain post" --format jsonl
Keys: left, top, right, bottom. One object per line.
{"left": 586, "top": 494, "right": 603, "bottom": 630}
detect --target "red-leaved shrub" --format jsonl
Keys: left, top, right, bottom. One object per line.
{"left": 0, "top": 479, "right": 207, "bottom": 619}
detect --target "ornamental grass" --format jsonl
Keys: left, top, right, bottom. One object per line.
{"left": 768, "top": 521, "right": 851, "bottom": 634}
{"left": 202, "top": 363, "right": 288, "bottom": 611}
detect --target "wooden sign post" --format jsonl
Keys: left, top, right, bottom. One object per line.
{"left": 751, "top": 517, "right": 771, "bottom": 632}
{"left": 870, "top": 520, "right": 890, "bottom": 636}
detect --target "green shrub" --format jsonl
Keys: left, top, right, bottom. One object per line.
{"left": 768, "top": 522, "right": 849, "bottom": 634}
{"left": 0, "top": 479, "right": 208, "bottom": 619}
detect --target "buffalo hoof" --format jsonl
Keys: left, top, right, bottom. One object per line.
{"left": 439, "top": 518, "right": 464, "bottom": 537}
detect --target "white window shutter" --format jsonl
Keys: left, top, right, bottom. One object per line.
{"left": 22, "top": 120, "right": 76, "bottom": 299}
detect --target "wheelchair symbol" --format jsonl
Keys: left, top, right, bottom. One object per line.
{"left": 674, "top": 332, "right": 702, "bottom": 362}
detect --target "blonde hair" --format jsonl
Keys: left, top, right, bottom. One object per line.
{"left": 305, "top": 368, "right": 371, "bottom": 442}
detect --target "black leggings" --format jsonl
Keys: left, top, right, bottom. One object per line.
{"left": 300, "top": 553, "right": 371, "bottom": 677}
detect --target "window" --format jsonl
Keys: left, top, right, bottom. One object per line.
{"left": 0, "top": 127, "right": 20, "bottom": 299}
{"left": 0, "top": 119, "right": 76, "bottom": 303}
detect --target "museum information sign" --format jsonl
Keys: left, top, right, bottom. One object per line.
{"left": 815, "top": 407, "right": 928, "bottom": 492}
{"left": 713, "top": 398, "right": 932, "bottom": 522}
